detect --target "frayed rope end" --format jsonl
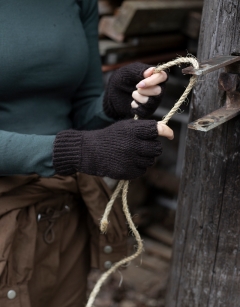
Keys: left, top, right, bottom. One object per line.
{"left": 100, "top": 220, "right": 109, "bottom": 234}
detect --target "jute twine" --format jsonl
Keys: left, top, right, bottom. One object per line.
{"left": 86, "top": 56, "right": 199, "bottom": 307}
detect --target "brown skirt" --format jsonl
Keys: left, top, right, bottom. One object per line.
{"left": 0, "top": 173, "right": 128, "bottom": 307}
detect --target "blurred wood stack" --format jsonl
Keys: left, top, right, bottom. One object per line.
{"left": 98, "top": 0, "right": 203, "bottom": 68}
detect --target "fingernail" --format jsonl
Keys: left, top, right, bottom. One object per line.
{"left": 136, "top": 81, "right": 146, "bottom": 88}
{"left": 131, "top": 101, "right": 139, "bottom": 108}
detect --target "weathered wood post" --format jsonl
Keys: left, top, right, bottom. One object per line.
{"left": 165, "top": 0, "right": 240, "bottom": 306}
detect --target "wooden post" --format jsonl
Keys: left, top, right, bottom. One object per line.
{"left": 166, "top": 0, "right": 240, "bottom": 306}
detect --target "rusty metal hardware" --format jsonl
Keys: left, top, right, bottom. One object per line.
{"left": 182, "top": 55, "right": 240, "bottom": 132}
{"left": 182, "top": 55, "right": 240, "bottom": 76}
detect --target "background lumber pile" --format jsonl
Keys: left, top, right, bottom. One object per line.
{"left": 99, "top": 0, "right": 203, "bottom": 65}
{"left": 98, "top": 1, "right": 114, "bottom": 16}
{"left": 100, "top": 1, "right": 202, "bottom": 40}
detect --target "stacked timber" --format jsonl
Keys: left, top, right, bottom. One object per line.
{"left": 98, "top": 1, "right": 114, "bottom": 16}
{"left": 98, "top": 0, "right": 203, "bottom": 66}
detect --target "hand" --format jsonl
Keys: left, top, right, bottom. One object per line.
{"left": 132, "top": 67, "right": 168, "bottom": 118}
{"left": 53, "top": 119, "right": 174, "bottom": 180}
{"left": 103, "top": 62, "right": 168, "bottom": 120}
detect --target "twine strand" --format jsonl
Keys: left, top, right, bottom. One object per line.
{"left": 86, "top": 56, "right": 199, "bottom": 307}
{"left": 100, "top": 180, "right": 125, "bottom": 233}
{"left": 154, "top": 57, "right": 199, "bottom": 124}
{"left": 86, "top": 181, "right": 143, "bottom": 307}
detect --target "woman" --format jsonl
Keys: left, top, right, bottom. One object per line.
{"left": 0, "top": 0, "right": 173, "bottom": 306}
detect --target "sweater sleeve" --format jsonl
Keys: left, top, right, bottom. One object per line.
{"left": 0, "top": 131, "right": 55, "bottom": 177}
{"left": 71, "top": 0, "right": 114, "bottom": 130}
{"left": 0, "top": 0, "right": 110, "bottom": 177}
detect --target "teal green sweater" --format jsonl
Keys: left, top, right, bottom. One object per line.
{"left": 0, "top": 0, "right": 112, "bottom": 177}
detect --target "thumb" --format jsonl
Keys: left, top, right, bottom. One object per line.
{"left": 157, "top": 122, "right": 174, "bottom": 140}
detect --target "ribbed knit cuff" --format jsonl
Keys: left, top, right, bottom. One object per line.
{"left": 53, "top": 130, "right": 83, "bottom": 176}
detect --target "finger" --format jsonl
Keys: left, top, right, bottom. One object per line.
{"left": 157, "top": 122, "right": 174, "bottom": 140}
{"left": 136, "top": 71, "right": 167, "bottom": 88}
{"left": 131, "top": 100, "right": 139, "bottom": 109}
{"left": 143, "top": 67, "right": 155, "bottom": 78}
{"left": 132, "top": 90, "right": 149, "bottom": 104}
{"left": 137, "top": 85, "right": 162, "bottom": 96}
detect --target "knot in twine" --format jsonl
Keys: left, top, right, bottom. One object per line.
{"left": 86, "top": 56, "right": 199, "bottom": 307}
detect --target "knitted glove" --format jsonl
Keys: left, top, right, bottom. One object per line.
{"left": 103, "top": 62, "right": 167, "bottom": 120}
{"left": 53, "top": 119, "right": 162, "bottom": 180}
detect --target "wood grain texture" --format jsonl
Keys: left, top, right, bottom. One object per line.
{"left": 113, "top": 1, "right": 203, "bottom": 37}
{"left": 165, "top": 0, "right": 240, "bottom": 306}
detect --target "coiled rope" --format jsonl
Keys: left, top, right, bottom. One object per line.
{"left": 86, "top": 56, "right": 199, "bottom": 307}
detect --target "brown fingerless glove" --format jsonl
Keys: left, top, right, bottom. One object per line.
{"left": 53, "top": 119, "right": 162, "bottom": 180}
{"left": 103, "top": 62, "right": 167, "bottom": 120}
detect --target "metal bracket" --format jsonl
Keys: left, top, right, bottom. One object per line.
{"left": 182, "top": 55, "right": 240, "bottom": 132}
